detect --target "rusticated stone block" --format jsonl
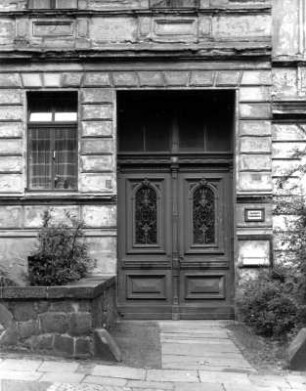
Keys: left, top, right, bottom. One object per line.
{"left": 62, "top": 72, "right": 83, "bottom": 87}
{"left": 238, "top": 172, "right": 272, "bottom": 192}
{"left": 0, "top": 174, "right": 23, "bottom": 192}
{"left": 238, "top": 240, "right": 270, "bottom": 267}
{"left": 0, "top": 90, "right": 22, "bottom": 104}
{"left": 288, "top": 328, "right": 306, "bottom": 370}
{"left": 138, "top": 72, "right": 164, "bottom": 86}
{"left": 113, "top": 72, "right": 138, "bottom": 87}
{"left": 272, "top": 68, "right": 297, "bottom": 98}
{"left": 56, "top": 0, "right": 78, "bottom": 8}
{"left": 18, "top": 320, "right": 40, "bottom": 340}
{"left": 0, "top": 106, "right": 23, "bottom": 121}
{"left": 81, "top": 155, "right": 114, "bottom": 172}
{"left": 82, "top": 121, "right": 113, "bottom": 137}
{"left": 213, "top": 15, "right": 270, "bottom": 38}
{"left": 0, "top": 19, "right": 14, "bottom": 43}
{"left": 0, "top": 206, "right": 22, "bottom": 228}
{"left": 43, "top": 73, "right": 61, "bottom": 87}
{"left": 82, "top": 205, "right": 117, "bottom": 228}
{"left": 69, "top": 313, "right": 92, "bottom": 336}
{"left": 82, "top": 89, "right": 114, "bottom": 103}
{"left": 24, "top": 334, "right": 54, "bottom": 351}
{"left": 240, "top": 120, "right": 271, "bottom": 136}
{"left": 75, "top": 337, "right": 91, "bottom": 356}
{"left": 82, "top": 104, "right": 113, "bottom": 120}
{"left": 40, "top": 313, "right": 69, "bottom": 334}
{"left": 0, "top": 123, "right": 23, "bottom": 138}
{"left": 0, "top": 156, "right": 22, "bottom": 173}
{"left": 240, "top": 103, "right": 271, "bottom": 119}
{"left": 239, "top": 87, "right": 271, "bottom": 102}
{"left": 22, "top": 74, "right": 42, "bottom": 88}
{"left": 35, "top": 301, "right": 49, "bottom": 314}
{"left": 240, "top": 155, "right": 271, "bottom": 171}
{"left": 0, "top": 73, "right": 21, "bottom": 88}
{"left": 0, "top": 303, "right": 13, "bottom": 328}
{"left": 164, "top": 71, "right": 189, "bottom": 86}
{"left": 49, "top": 302, "right": 74, "bottom": 313}
{"left": 0, "top": 139, "right": 22, "bottom": 155}
{"left": 82, "top": 138, "right": 114, "bottom": 155}
{"left": 80, "top": 173, "right": 115, "bottom": 193}
{"left": 216, "top": 71, "right": 241, "bottom": 86}
{"left": 190, "top": 71, "right": 215, "bottom": 86}
{"left": 83, "top": 73, "right": 111, "bottom": 87}
{"left": 12, "top": 302, "right": 37, "bottom": 321}
{"left": 240, "top": 137, "right": 271, "bottom": 153}
{"left": 53, "top": 334, "right": 74, "bottom": 356}
{"left": 0, "top": 323, "right": 18, "bottom": 346}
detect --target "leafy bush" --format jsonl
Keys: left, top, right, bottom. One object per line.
{"left": 0, "top": 266, "right": 18, "bottom": 287}
{"left": 237, "top": 267, "right": 306, "bottom": 339}
{"left": 28, "top": 210, "right": 96, "bottom": 286}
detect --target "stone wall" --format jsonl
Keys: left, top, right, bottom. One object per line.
{"left": 0, "top": 277, "right": 117, "bottom": 357}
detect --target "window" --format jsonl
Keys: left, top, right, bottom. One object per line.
{"left": 28, "top": 0, "right": 78, "bottom": 9}
{"left": 150, "top": 0, "right": 199, "bottom": 9}
{"left": 27, "top": 92, "right": 78, "bottom": 191}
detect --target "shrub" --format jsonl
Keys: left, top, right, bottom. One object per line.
{"left": 28, "top": 210, "right": 96, "bottom": 286}
{"left": 236, "top": 267, "right": 306, "bottom": 339}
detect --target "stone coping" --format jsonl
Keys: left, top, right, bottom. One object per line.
{"left": 0, "top": 276, "right": 115, "bottom": 300}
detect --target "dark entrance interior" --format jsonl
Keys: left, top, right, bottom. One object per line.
{"left": 117, "top": 90, "right": 235, "bottom": 320}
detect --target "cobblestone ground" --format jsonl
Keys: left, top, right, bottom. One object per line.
{"left": 0, "top": 321, "right": 305, "bottom": 391}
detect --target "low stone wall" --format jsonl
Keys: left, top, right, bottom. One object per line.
{"left": 0, "top": 276, "right": 117, "bottom": 358}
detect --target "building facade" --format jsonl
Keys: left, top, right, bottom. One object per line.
{"left": 0, "top": 0, "right": 300, "bottom": 319}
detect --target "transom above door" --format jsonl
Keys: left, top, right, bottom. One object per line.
{"left": 117, "top": 91, "right": 235, "bottom": 320}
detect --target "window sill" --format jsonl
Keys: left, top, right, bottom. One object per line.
{"left": 0, "top": 193, "right": 116, "bottom": 204}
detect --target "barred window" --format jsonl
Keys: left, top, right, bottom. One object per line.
{"left": 28, "top": 0, "right": 78, "bottom": 9}
{"left": 27, "top": 92, "right": 78, "bottom": 191}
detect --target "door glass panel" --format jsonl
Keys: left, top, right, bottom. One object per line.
{"left": 135, "top": 183, "right": 158, "bottom": 245}
{"left": 193, "top": 184, "right": 215, "bottom": 244}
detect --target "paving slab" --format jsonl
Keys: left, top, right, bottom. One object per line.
{"left": 146, "top": 369, "right": 199, "bottom": 383}
{"left": 199, "top": 371, "right": 251, "bottom": 385}
{"left": 38, "top": 362, "right": 80, "bottom": 373}
{"left": 0, "top": 359, "right": 43, "bottom": 372}
{"left": 39, "top": 373, "right": 85, "bottom": 384}
{"left": 174, "top": 382, "right": 223, "bottom": 391}
{"left": 0, "top": 370, "right": 43, "bottom": 381}
{"left": 127, "top": 380, "right": 174, "bottom": 389}
{"left": 91, "top": 365, "right": 146, "bottom": 380}
{"left": 83, "top": 376, "right": 128, "bottom": 386}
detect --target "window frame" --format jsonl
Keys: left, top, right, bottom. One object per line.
{"left": 27, "top": 93, "right": 78, "bottom": 193}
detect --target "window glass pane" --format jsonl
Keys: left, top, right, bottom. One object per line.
{"left": 119, "top": 110, "right": 144, "bottom": 152}
{"left": 30, "top": 0, "right": 51, "bottom": 9}
{"left": 56, "top": 0, "right": 77, "bottom": 8}
{"left": 54, "top": 128, "right": 77, "bottom": 190}
{"left": 178, "top": 103, "right": 204, "bottom": 151}
{"left": 145, "top": 110, "right": 171, "bottom": 152}
{"left": 54, "top": 112, "right": 77, "bottom": 122}
{"left": 29, "top": 113, "right": 53, "bottom": 122}
{"left": 29, "top": 128, "right": 52, "bottom": 190}
{"left": 206, "top": 120, "right": 232, "bottom": 151}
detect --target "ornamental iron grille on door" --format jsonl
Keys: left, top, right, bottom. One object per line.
{"left": 117, "top": 91, "right": 234, "bottom": 320}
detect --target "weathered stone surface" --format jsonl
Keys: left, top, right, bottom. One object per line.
{"left": 240, "top": 137, "right": 271, "bottom": 153}
{"left": 213, "top": 15, "right": 270, "bottom": 37}
{"left": 94, "top": 328, "right": 122, "bottom": 361}
{"left": 0, "top": 139, "right": 22, "bottom": 155}
{"left": 273, "top": 68, "right": 297, "bottom": 97}
{"left": 53, "top": 334, "right": 74, "bottom": 356}
{"left": 113, "top": 72, "right": 138, "bottom": 87}
{"left": 82, "top": 205, "right": 117, "bottom": 227}
{"left": 0, "top": 206, "right": 22, "bottom": 228}
{"left": 33, "top": 21, "right": 74, "bottom": 37}
{"left": 24, "top": 334, "right": 54, "bottom": 351}
{"left": 240, "top": 155, "right": 271, "bottom": 171}
{"left": 43, "top": 73, "right": 61, "bottom": 87}
{"left": 88, "top": 0, "right": 147, "bottom": 10}
{"left": 288, "top": 328, "right": 306, "bottom": 370}
{"left": 0, "top": 18, "right": 14, "bottom": 45}
{"left": 75, "top": 337, "right": 92, "bottom": 356}
{"left": 81, "top": 155, "right": 114, "bottom": 172}
{"left": 239, "top": 87, "right": 271, "bottom": 102}
{"left": 0, "top": 122, "right": 23, "bottom": 138}
{"left": 40, "top": 313, "right": 69, "bottom": 334}
{"left": 90, "top": 17, "right": 137, "bottom": 42}
{"left": 238, "top": 172, "right": 272, "bottom": 192}
{"left": 24, "top": 205, "right": 79, "bottom": 228}
{"left": 21, "top": 73, "right": 43, "bottom": 88}
{"left": 138, "top": 71, "right": 164, "bottom": 86}
{"left": 69, "top": 312, "right": 92, "bottom": 336}
{"left": 0, "top": 156, "right": 22, "bottom": 173}
{"left": 241, "top": 71, "right": 272, "bottom": 86}
{"left": 83, "top": 73, "right": 111, "bottom": 87}
{"left": 273, "top": 215, "right": 299, "bottom": 232}
{"left": 152, "top": 17, "right": 197, "bottom": 40}
{"left": 240, "top": 103, "right": 271, "bottom": 119}
{"left": 13, "top": 302, "right": 37, "bottom": 321}
{"left": 164, "top": 71, "right": 189, "bottom": 86}
{"left": 82, "top": 104, "right": 113, "bottom": 120}
{"left": 49, "top": 302, "right": 74, "bottom": 313}
{"left": 0, "top": 73, "right": 21, "bottom": 87}
{"left": 0, "top": 322, "right": 18, "bottom": 346}
{"left": 0, "top": 106, "right": 23, "bottom": 121}
{"left": 216, "top": 71, "right": 241, "bottom": 86}
{"left": 18, "top": 320, "right": 39, "bottom": 339}
{"left": 82, "top": 89, "right": 114, "bottom": 103}
{"left": 82, "top": 121, "right": 113, "bottom": 137}
{"left": 272, "top": 142, "right": 306, "bottom": 159}
{"left": 0, "top": 174, "right": 23, "bottom": 192}
{"left": 240, "top": 120, "right": 271, "bottom": 136}
{"left": 0, "top": 90, "right": 22, "bottom": 104}
{"left": 272, "top": 124, "right": 306, "bottom": 141}
{"left": 189, "top": 71, "right": 215, "bottom": 86}
{"left": 82, "top": 138, "right": 114, "bottom": 154}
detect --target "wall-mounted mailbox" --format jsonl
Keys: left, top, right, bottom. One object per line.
{"left": 245, "top": 208, "right": 265, "bottom": 222}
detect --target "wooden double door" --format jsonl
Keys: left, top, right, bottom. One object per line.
{"left": 117, "top": 163, "right": 234, "bottom": 320}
